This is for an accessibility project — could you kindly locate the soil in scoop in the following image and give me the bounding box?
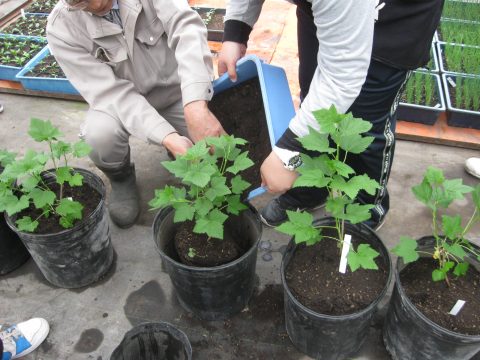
[208,77,271,192]
[400,257,480,335]
[285,227,389,315]
[17,182,101,234]
[174,220,250,267]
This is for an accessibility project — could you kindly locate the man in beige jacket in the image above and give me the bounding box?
[47,0,225,228]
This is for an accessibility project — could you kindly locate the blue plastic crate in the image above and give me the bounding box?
[0,34,46,81]
[212,54,295,200]
[16,45,80,95]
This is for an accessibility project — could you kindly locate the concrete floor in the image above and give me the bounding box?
[0,93,479,360]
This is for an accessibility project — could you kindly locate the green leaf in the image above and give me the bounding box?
[193,208,228,239]
[148,186,186,209]
[334,133,373,154]
[344,203,373,224]
[424,166,444,186]
[73,141,92,158]
[312,105,344,134]
[276,210,320,245]
[4,194,29,216]
[205,176,231,201]
[231,175,250,194]
[51,141,71,159]
[29,188,56,208]
[226,151,254,175]
[21,175,40,192]
[297,127,334,153]
[328,159,354,178]
[301,154,333,177]
[56,198,83,220]
[294,169,330,189]
[162,158,190,179]
[68,172,83,187]
[16,216,39,232]
[56,167,72,185]
[453,262,469,277]
[348,243,379,272]
[442,215,463,241]
[183,140,210,160]
[392,236,419,264]
[444,242,467,261]
[225,194,247,215]
[325,196,349,219]
[183,162,217,188]
[432,269,445,282]
[173,202,195,222]
[194,197,214,217]
[412,179,433,207]
[0,150,15,167]
[349,174,379,196]
[472,184,480,210]
[443,179,473,203]
[28,118,63,142]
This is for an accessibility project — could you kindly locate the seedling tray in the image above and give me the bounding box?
[16,45,80,95]
[437,42,480,78]
[442,74,480,130]
[397,72,445,126]
[192,6,225,42]
[0,34,46,81]
[212,55,295,199]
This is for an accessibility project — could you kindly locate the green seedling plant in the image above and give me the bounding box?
[0,37,46,67]
[276,105,381,272]
[392,166,480,286]
[451,76,480,111]
[443,0,480,22]
[439,20,480,46]
[149,135,254,243]
[404,72,438,107]
[27,0,56,13]
[0,118,92,232]
[443,43,480,75]
[4,15,48,37]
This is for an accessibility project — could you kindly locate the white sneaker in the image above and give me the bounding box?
[0,318,49,359]
[465,157,480,179]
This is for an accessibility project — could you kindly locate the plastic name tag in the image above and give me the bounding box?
[339,234,352,274]
[449,300,466,316]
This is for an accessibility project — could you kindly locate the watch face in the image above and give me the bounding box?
[287,154,303,170]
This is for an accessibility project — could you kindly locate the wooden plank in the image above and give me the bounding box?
[0,80,85,101]
[0,0,29,26]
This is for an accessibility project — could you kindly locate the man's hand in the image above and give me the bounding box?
[260,151,299,194]
[218,41,247,82]
[184,100,227,143]
[162,132,193,158]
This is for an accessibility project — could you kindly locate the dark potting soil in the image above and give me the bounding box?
[448,84,480,112]
[25,54,66,78]
[208,77,271,191]
[17,182,101,234]
[174,220,246,267]
[3,16,48,37]
[400,257,480,335]
[285,228,389,315]
[400,86,440,107]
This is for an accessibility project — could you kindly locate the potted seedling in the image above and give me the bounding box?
[437,42,480,77]
[3,14,48,38]
[0,118,113,288]
[385,166,480,359]
[150,135,262,320]
[0,35,46,81]
[274,106,392,359]
[437,19,480,46]
[26,0,57,14]
[442,74,480,129]
[397,71,445,125]
[192,6,226,42]
[0,150,30,275]
[442,0,480,23]
[16,46,80,95]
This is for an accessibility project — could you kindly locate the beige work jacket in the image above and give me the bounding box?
[46,0,214,145]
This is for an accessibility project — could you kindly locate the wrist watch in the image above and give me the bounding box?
[273,146,303,171]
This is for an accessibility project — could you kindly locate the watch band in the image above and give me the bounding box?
[273,146,303,171]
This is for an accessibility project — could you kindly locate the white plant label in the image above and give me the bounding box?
[447,77,456,88]
[449,300,466,316]
[67,197,73,201]
[339,234,352,274]
[21,9,26,18]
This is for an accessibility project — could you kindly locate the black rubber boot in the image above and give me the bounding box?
[99,162,140,228]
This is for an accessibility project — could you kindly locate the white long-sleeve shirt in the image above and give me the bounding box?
[225,0,376,137]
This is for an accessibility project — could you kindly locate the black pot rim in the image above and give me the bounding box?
[281,217,393,320]
[5,167,106,237]
[395,235,480,340]
[152,205,262,272]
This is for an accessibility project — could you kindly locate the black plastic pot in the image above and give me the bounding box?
[5,168,113,288]
[383,236,480,360]
[110,322,192,360]
[152,206,262,321]
[0,212,30,275]
[281,219,392,360]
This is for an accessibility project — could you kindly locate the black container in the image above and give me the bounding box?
[5,168,113,288]
[281,219,392,360]
[110,322,192,360]
[383,236,480,360]
[152,206,262,321]
[0,213,30,275]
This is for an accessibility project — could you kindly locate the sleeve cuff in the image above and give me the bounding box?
[223,20,252,46]
[275,128,304,152]
[181,81,214,107]
[147,122,177,146]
